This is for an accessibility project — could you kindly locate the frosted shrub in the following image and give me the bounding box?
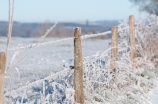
[83,50,150,104]
[82,14,158,103]
[118,14,158,68]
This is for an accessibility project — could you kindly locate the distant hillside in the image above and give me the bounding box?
[0,20,120,39]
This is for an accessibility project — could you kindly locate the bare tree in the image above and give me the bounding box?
[129,0,158,15]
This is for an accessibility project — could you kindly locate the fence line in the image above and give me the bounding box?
[3,15,141,103]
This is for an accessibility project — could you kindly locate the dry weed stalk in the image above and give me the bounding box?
[6,0,14,57]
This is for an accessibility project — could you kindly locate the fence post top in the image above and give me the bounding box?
[112,27,118,31]
[74,27,81,37]
[74,27,81,31]
[129,15,134,18]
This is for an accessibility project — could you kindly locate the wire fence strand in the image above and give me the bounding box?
[8,27,128,53]
[8,31,112,52]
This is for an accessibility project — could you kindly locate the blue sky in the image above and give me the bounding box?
[0,0,147,23]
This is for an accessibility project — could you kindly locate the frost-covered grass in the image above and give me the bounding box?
[2,14,158,104]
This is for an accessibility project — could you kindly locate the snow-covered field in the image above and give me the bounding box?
[0,37,110,90]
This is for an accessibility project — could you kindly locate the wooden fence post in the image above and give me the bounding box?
[74,27,85,104]
[129,15,136,68]
[0,52,6,104]
[110,27,118,69]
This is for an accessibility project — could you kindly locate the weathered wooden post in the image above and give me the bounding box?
[110,27,118,69]
[0,52,6,104]
[74,27,85,104]
[129,15,136,68]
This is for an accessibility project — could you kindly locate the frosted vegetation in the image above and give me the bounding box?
[2,14,158,103]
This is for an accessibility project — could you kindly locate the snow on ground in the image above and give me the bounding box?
[0,37,110,90]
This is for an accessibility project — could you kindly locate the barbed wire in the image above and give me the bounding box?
[8,27,129,52]
[8,31,111,52]
[8,37,74,52]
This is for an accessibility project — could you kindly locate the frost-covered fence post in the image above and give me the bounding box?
[110,27,118,69]
[0,52,6,104]
[129,15,136,68]
[74,27,85,104]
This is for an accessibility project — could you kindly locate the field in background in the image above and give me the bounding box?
[0,21,119,38]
